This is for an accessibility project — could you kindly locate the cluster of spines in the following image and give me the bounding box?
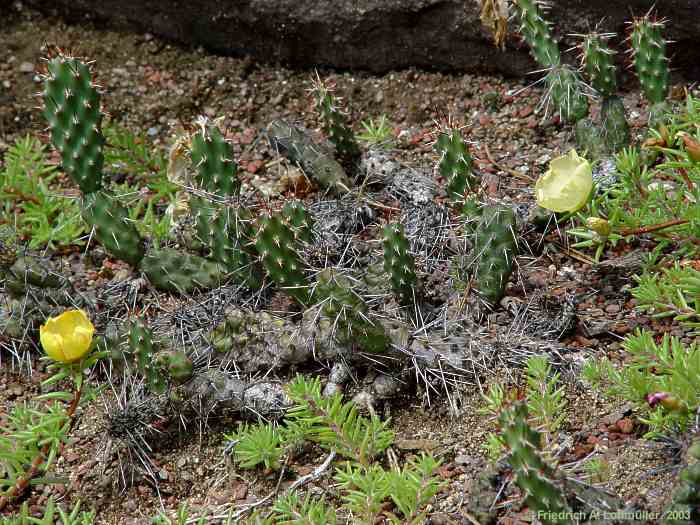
[281,200,314,243]
[499,403,571,523]
[629,14,670,105]
[580,32,618,97]
[471,205,517,307]
[544,65,589,124]
[255,210,309,304]
[312,269,389,353]
[512,0,561,68]
[41,53,105,194]
[311,74,360,167]
[0,224,18,269]
[434,124,477,205]
[382,223,417,304]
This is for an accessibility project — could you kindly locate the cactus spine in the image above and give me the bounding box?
[471,205,517,307]
[382,223,417,303]
[255,211,309,304]
[42,53,105,194]
[544,65,589,124]
[512,0,560,67]
[129,320,167,393]
[190,117,240,196]
[499,403,571,524]
[434,124,477,205]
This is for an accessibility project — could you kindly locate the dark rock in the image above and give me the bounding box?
[26,1,700,80]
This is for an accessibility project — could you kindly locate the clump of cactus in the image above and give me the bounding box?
[629,13,670,124]
[434,123,477,206]
[311,73,360,168]
[312,268,390,353]
[662,441,700,524]
[499,402,571,524]
[255,210,309,304]
[470,205,517,307]
[382,223,417,304]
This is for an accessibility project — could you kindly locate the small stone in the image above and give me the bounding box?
[19,61,34,73]
[519,105,534,118]
[454,454,471,465]
[617,418,634,434]
[605,303,621,314]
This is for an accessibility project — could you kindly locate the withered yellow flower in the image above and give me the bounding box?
[535,149,593,213]
[40,309,95,364]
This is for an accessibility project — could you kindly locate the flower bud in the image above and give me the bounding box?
[586,217,611,237]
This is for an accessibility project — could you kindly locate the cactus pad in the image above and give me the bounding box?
[580,32,618,97]
[630,15,669,105]
[435,125,476,204]
[382,223,417,303]
[312,75,360,167]
[139,248,230,293]
[42,53,105,194]
[513,0,560,67]
[191,118,240,196]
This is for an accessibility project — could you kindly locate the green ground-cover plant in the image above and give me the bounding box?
[356,115,393,148]
[226,376,444,524]
[2,498,95,525]
[582,330,700,437]
[0,136,85,250]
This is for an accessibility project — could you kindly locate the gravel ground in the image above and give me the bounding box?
[0,2,697,524]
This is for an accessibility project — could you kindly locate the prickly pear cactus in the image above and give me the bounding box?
[0,225,18,269]
[435,125,477,204]
[155,350,194,385]
[129,320,167,393]
[580,32,617,97]
[630,15,669,106]
[545,65,589,124]
[255,211,308,304]
[471,205,517,307]
[191,117,240,196]
[312,268,389,353]
[382,223,417,303]
[281,200,314,243]
[499,403,571,524]
[601,96,631,152]
[139,248,230,293]
[311,75,360,167]
[81,191,145,267]
[190,198,261,288]
[512,0,560,67]
[42,51,105,194]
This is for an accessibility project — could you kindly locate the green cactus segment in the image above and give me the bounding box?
[313,78,360,166]
[139,248,230,293]
[190,121,240,196]
[472,206,517,306]
[630,16,669,105]
[581,33,618,97]
[313,269,390,353]
[81,191,145,266]
[0,225,18,268]
[382,223,417,303]
[435,127,476,203]
[513,0,560,67]
[574,118,606,160]
[155,350,194,385]
[190,197,261,288]
[281,200,314,243]
[499,403,570,524]
[42,54,105,194]
[129,320,167,393]
[601,96,631,152]
[255,212,308,304]
[545,65,589,123]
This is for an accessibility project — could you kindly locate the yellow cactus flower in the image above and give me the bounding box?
[586,217,611,237]
[535,149,593,213]
[40,309,95,364]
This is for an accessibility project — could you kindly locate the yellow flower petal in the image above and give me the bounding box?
[40,309,95,364]
[535,149,593,213]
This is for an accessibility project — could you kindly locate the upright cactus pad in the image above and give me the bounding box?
[281,200,314,243]
[545,65,589,123]
[601,96,631,152]
[129,320,167,393]
[512,0,560,67]
[255,211,308,304]
[630,15,669,105]
[42,53,105,194]
[499,403,570,524]
[311,75,360,167]
[191,118,240,196]
[434,125,477,204]
[139,248,230,293]
[190,198,261,288]
[580,32,618,97]
[82,191,145,266]
[312,269,389,353]
[155,350,194,385]
[471,205,517,307]
[382,223,417,303]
